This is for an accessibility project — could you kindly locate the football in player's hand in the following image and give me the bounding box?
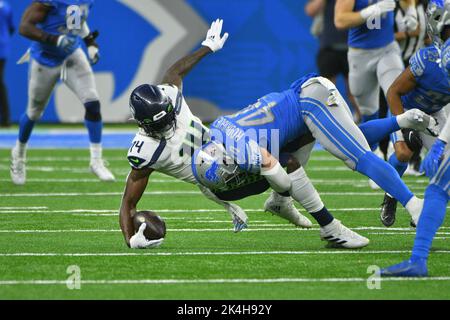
[133,211,166,240]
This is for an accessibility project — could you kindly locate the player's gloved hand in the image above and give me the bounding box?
[226,203,248,232]
[403,6,419,32]
[420,139,446,177]
[129,223,164,249]
[360,0,396,20]
[201,19,229,52]
[56,34,78,53]
[84,30,100,65]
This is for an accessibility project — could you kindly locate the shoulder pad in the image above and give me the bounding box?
[127,134,167,170]
[409,49,427,78]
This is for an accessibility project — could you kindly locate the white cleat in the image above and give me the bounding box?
[397,108,439,136]
[405,196,424,227]
[320,219,370,249]
[264,193,313,228]
[10,148,26,185]
[90,158,116,182]
[226,203,248,232]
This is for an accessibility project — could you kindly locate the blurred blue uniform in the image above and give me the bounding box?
[348,0,394,49]
[30,0,93,67]
[0,0,14,59]
[402,46,450,113]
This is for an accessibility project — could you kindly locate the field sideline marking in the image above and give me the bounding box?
[1,250,450,257]
[0,191,402,197]
[1,277,450,286]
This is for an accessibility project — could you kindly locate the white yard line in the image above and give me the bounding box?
[1,276,450,286]
[1,250,450,257]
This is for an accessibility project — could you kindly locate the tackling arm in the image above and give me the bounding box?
[119,167,153,247]
[387,67,417,116]
[19,2,57,44]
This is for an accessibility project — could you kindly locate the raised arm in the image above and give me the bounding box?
[386,67,417,116]
[162,19,229,90]
[335,0,396,30]
[119,167,153,247]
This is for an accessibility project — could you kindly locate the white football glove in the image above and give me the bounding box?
[403,6,419,32]
[129,223,164,249]
[201,19,229,52]
[87,45,100,65]
[360,0,396,20]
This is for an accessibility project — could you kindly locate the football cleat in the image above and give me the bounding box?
[227,203,248,232]
[380,194,397,227]
[396,108,439,136]
[264,193,313,228]
[320,219,370,249]
[90,158,116,182]
[380,258,428,277]
[10,148,26,185]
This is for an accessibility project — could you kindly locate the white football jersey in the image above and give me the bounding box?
[127,84,208,184]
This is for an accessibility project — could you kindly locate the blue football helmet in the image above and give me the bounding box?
[129,84,176,139]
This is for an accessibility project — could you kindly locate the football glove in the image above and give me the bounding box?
[84,30,100,65]
[129,223,164,249]
[403,6,419,32]
[402,129,423,153]
[201,19,229,52]
[420,139,446,177]
[56,35,78,53]
[360,0,396,20]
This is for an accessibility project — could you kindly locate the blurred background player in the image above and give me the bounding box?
[379,1,450,227]
[380,38,450,277]
[10,0,114,185]
[0,0,14,127]
[305,0,361,122]
[335,0,418,188]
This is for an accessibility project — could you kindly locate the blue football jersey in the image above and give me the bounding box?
[348,0,394,49]
[30,0,93,67]
[401,46,450,114]
[211,76,314,156]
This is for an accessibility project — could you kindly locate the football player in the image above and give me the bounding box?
[380,38,450,277]
[379,2,450,227]
[10,0,115,185]
[195,71,439,248]
[335,0,417,188]
[120,20,315,249]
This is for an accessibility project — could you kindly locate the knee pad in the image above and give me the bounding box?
[84,101,102,122]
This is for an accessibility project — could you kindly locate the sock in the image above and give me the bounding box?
[360,111,380,150]
[288,167,324,213]
[359,116,400,149]
[388,153,408,177]
[310,207,334,227]
[356,152,413,206]
[84,101,103,144]
[14,140,27,158]
[18,114,35,144]
[90,143,102,160]
[411,185,448,261]
[85,119,102,144]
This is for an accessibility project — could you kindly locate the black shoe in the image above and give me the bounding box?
[380,194,397,227]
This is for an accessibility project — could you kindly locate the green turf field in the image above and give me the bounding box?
[0,148,449,300]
